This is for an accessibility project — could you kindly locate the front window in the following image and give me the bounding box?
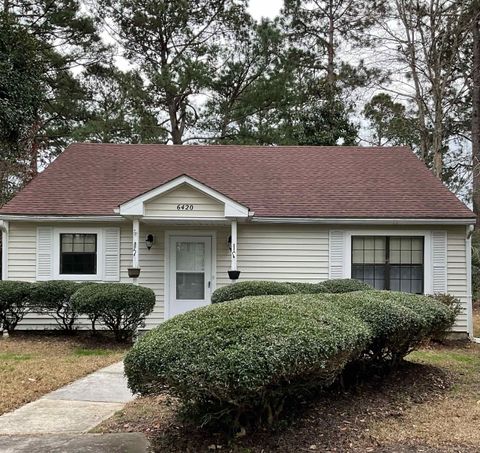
[351,236,424,294]
[60,233,97,275]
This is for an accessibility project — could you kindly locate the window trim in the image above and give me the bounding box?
[344,230,433,295]
[52,227,104,281]
[351,235,425,293]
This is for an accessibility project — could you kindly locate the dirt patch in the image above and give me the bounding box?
[0,332,127,415]
[96,341,480,452]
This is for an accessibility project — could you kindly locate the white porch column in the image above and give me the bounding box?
[230,219,237,271]
[132,218,140,284]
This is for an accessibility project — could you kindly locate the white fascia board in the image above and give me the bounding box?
[0,215,124,223]
[119,175,249,218]
[251,217,476,225]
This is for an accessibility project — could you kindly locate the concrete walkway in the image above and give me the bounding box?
[0,362,134,435]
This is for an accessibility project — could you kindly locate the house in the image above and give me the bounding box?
[0,144,475,337]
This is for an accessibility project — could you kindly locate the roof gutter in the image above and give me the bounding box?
[250,217,477,226]
[0,215,124,223]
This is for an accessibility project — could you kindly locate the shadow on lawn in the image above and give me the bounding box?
[101,347,467,453]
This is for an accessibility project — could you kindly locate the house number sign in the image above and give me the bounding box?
[177,204,194,211]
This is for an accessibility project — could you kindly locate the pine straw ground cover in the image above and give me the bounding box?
[96,341,480,452]
[0,333,127,415]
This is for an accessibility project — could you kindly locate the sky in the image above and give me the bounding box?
[248,0,283,20]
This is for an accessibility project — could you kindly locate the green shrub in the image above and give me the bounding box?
[211,279,371,304]
[0,281,33,332]
[285,282,325,294]
[71,283,156,341]
[211,280,297,304]
[321,291,455,364]
[31,281,95,332]
[125,295,371,430]
[393,291,456,341]
[431,293,463,320]
[317,278,373,293]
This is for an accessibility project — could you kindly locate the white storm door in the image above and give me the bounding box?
[169,236,212,317]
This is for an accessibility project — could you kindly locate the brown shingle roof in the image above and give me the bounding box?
[0,143,474,220]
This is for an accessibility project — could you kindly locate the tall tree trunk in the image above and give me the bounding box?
[327,1,335,88]
[472,7,480,224]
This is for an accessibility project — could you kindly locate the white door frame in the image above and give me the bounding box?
[164,230,216,319]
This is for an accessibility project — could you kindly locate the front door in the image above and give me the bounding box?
[168,236,212,317]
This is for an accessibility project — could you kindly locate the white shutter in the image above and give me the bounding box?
[329,230,346,279]
[36,227,53,280]
[103,227,120,281]
[432,231,447,294]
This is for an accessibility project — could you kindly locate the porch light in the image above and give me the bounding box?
[145,234,154,250]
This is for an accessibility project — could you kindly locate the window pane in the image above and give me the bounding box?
[176,272,204,300]
[364,249,375,264]
[176,242,205,271]
[401,250,411,263]
[364,265,374,279]
[352,250,364,264]
[390,265,400,279]
[411,280,422,294]
[412,250,423,264]
[60,233,97,275]
[412,238,423,251]
[411,266,423,280]
[352,265,363,280]
[364,238,375,250]
[374,249,384,263]
[390,250,401,264]
[390,238,401,251]
[61,253,96,274]
[353,238,364,250]
[390,279,400,291]
[401,280,411,292]
[351,237,386,290]
[401,266,411,279]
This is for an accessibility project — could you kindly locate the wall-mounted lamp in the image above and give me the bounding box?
[145,234,154,250]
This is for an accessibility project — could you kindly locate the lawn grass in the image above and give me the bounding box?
[96,341,480,452]
[0,333,127,415]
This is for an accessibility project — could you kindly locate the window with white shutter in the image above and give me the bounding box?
[103,227,120,281]
[431,231,447,294]
[36,226,54,280]
[329,230,346,279]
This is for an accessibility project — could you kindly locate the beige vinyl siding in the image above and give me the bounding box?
[5,221,471,334]
[446,227,468,332]
[120,224,165,329]
[144,184,224,218]
[235,224,329,282]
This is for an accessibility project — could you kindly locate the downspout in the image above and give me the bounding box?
[466,225,474,340]
[0,220,8,281]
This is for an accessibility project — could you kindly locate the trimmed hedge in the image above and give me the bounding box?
[317,278,373,294]
[125,290,456,431]
[0,281,33,332]
[71,283,156,341]
[31,280,95,332]
[211,280,297,304]
[211,278,372,304]
[125,295,371,429]
[321,291,455,364]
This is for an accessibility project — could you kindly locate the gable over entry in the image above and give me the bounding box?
[118,174,249,286]
[118,175,250,221]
